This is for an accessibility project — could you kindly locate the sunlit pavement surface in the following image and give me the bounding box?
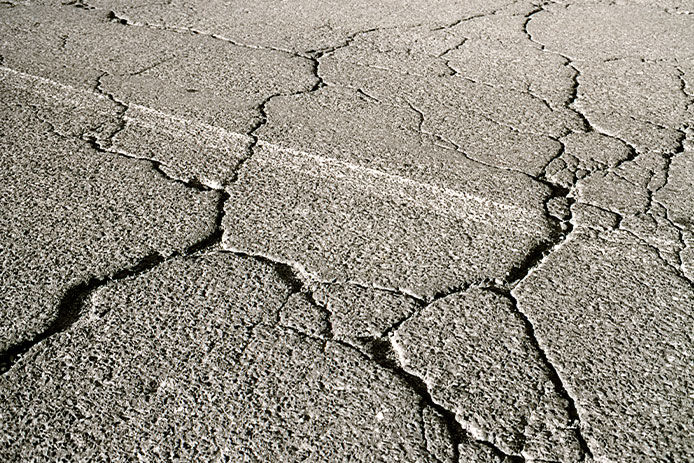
[1,1,692,461]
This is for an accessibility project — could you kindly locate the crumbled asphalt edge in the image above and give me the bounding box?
[234,258,519,463]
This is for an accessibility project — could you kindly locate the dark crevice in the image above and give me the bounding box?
[366,300,426,343]
[0,253,164,374]
[222,251,307,295]
[366,338,524,463]
[268,261,305,295]
[305,52,328,93]
[279,313,523,463]
[0,128,229,376]
[94,71,127,117]
[303,27,382,57]
[230,92,278,183]
[505,202,572,287]
[186,191,229,254]
[81,134,224,192]
[228,53,322,182]
[106,10,128,24]
[0,202,227,376]
[214,256,521,461]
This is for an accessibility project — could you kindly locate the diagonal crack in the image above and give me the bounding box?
[491,287,594,461]
[0,254,160,374]
[0,182,226,374]
[0,105,229,375]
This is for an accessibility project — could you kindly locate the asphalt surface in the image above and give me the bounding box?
[0,1,692,462]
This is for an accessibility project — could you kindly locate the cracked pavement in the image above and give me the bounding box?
[0,0,692,461]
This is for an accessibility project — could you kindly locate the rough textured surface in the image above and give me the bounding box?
[0,253,448,462]
[1,0,693,461]
[391,289,582,461]
[514,231,694,462]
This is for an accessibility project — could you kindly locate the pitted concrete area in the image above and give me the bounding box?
[1,1,692,462]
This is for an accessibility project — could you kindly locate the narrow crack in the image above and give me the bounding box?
[6,4,688,461]
[490,287,593,461]
[224,250,340,345]
[303,26,395,57]
[463,14,601,448]
[105,11,307,60]
[1,88,230,375]
[404,99,550,181]
[229,96,272,184]
[280,317,524,462]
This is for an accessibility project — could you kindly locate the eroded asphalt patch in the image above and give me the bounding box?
[0,1,692,461]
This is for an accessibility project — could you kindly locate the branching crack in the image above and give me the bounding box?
[371,337,525,463]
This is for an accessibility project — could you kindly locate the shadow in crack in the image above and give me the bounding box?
[0,253,165,375]
[365,337,524,463]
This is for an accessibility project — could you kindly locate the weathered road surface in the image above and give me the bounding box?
[1,1,692,462]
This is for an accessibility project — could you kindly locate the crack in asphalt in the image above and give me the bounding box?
[214,252,529,462]
[3,2,692,460]
[0,179,227,375]
[105,11,306,60]
[1,51,584,458]
[228,245,602,462]
[0,254,163,374]
[493,288,592,461]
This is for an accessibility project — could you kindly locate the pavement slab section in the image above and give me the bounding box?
[312,283,419,342]
[222,138,555,300]
[0,76,219,365]
[0,2,316,133]
[526,0,694,274]
[0,252,462,462]
[653,136,694,279]
[513,230,694,462]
